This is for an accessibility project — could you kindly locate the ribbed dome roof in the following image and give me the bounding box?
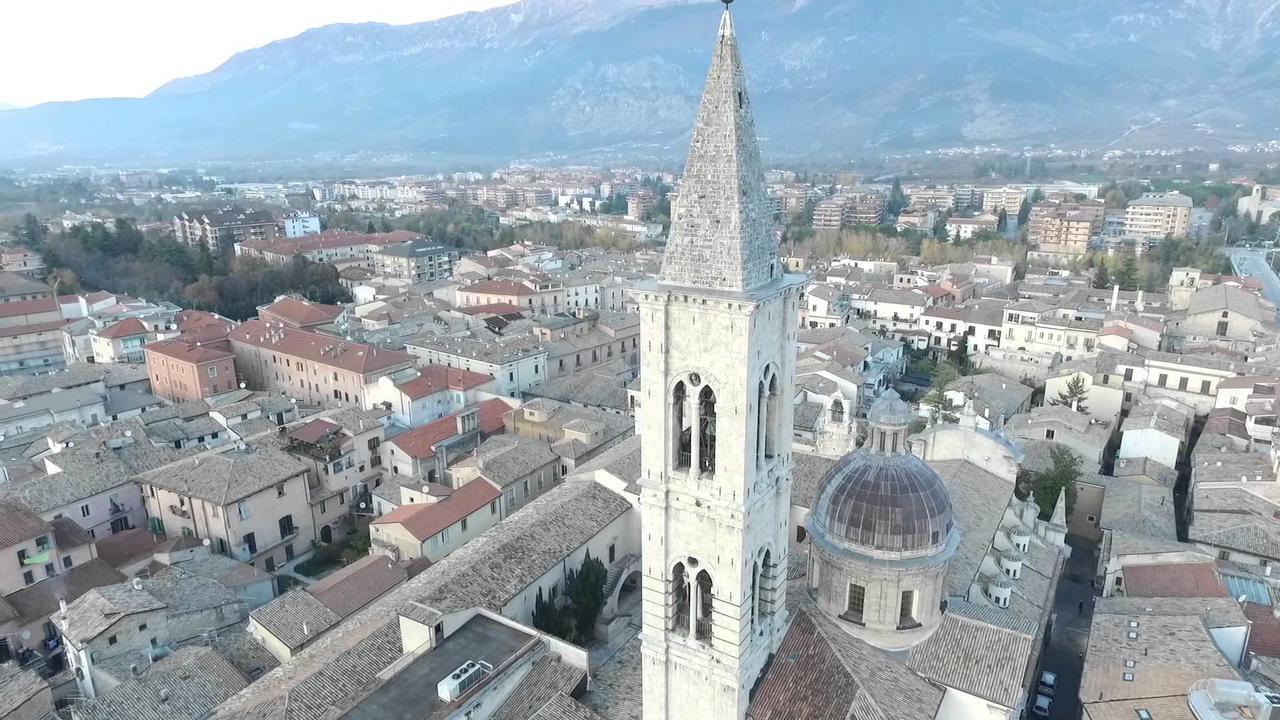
[810,448,954,556]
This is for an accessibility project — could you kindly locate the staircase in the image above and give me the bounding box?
[602,554,639,599]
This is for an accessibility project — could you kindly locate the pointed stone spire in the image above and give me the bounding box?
[658,7,778,294]
[1050,487,1067,526]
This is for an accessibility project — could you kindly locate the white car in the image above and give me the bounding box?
[1031,694,1052,718]
[1038,670,1057,697]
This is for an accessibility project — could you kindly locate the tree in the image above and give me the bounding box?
[565,551,607,641]
[46,268,81,295]
[922,361,960,425]
[996,209,1008,232]
[1114,254,1139,291]
[1092,262,1110,290]
[1023,446,1080,521]
[1016,199,1032,228]
[365,220,377,233]
[532,588,575,640]
[1049,375,1089,413]
[19,213,45,246]
[380,217,393,233]
[888,178,908,215]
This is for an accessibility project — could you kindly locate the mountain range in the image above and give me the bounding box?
[3,0,1280,167]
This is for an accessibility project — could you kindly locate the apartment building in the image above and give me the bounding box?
[405,333,547,397]
[626,190,657,220]
[944,214,999,241]
[229,319,417,408]
[364,365,498,427]
[0,272,52,303]
[173,208,277,250]
[448,435,560,516]
[811,191,887,229]
[1027,201,1105,256]
[369,239,458,283]
[281,211,321,238]
[145,338,237,402]
[369,478,502,562]
[1123,192,1192,241]
[457,279,564,316]
[503,398,635,473]
[1164,285,1277,354]
[536,310,640,380]
[904,185,955,209]
[87,317,150,364]
[234,229,422,267]
[1000,300,1102,361]
[258,296,344,330]
[281,407,389,545]
[979,186,1026,215]
[140,443,315,574]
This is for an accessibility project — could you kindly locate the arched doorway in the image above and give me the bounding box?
[320,525,333,544]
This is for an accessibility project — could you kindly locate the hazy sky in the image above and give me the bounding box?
[0,0,518,108]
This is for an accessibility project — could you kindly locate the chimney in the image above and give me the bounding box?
[1110,284,1119,312]
[59,598,68,615]
[132,577,144,591]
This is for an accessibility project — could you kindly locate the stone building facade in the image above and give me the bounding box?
[637,10,804,719]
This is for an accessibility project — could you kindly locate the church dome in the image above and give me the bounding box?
[808,389,954,557]
[811,448,954,555]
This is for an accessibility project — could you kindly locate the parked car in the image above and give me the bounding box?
[1038,670,1057,697]
[1031,694,1052,718]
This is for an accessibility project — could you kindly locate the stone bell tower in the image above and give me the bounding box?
[636,5,805,719]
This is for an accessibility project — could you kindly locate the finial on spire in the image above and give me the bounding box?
[721,0,733,6]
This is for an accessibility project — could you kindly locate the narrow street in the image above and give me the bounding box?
[1045,536,1099,720]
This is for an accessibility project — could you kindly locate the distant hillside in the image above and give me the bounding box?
[2,0,1280,165]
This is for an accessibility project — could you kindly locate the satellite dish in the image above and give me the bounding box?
[239,383,246,389]
[359,502,367,509]
[20,630,29,640]
[202,538,211,547]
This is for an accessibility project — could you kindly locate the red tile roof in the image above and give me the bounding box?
[389,398,511,460]
[145,338,235,364]
[259,297,344,328]
[239,229,421,256]
[1243,603,1280,659]
[288,419,341,444]
[396,366,493,399]
[1122,562,1227,598]
[0,297,59,319]
[94,317,149,339]
[372,478,501,542]
[230,319,414,375]
[464,280,536,297]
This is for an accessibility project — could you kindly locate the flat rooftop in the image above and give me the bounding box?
[340,613,537,720]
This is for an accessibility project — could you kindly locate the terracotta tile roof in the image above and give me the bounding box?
[230,319,414,375]
[395,366,492,399]
[288,419,341,445]
[389,398,510,460]
[464,280,535,296]
[1244,603,1280,659]
[259,297,344,328]
[308,555,410,618]
[1122,562,1227,598]
[372,479,501,542]
[94,317,149,339]
[145,338,234,364]
[0,297,58,319]
[239,229,420,256]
